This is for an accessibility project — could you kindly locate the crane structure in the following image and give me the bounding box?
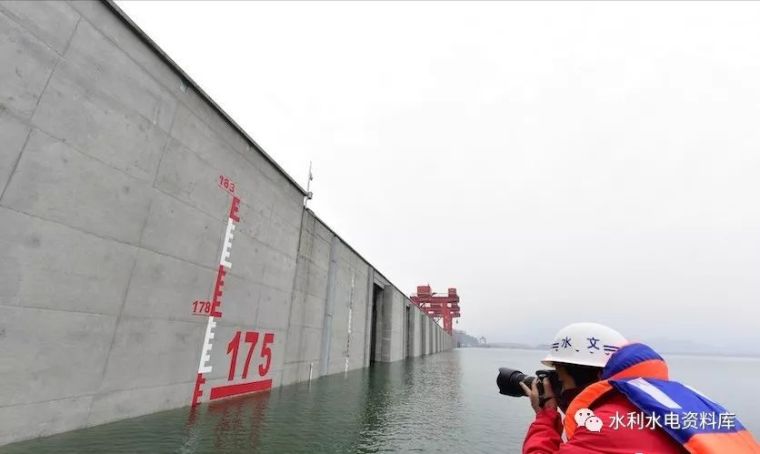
[410,285,461,335]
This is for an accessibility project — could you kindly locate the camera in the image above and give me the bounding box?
[496,367,562,397]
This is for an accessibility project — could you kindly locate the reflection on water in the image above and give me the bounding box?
[0,352,475,454]
[2,349,758,453]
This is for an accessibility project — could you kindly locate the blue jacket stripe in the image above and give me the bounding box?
[602,343,663,380]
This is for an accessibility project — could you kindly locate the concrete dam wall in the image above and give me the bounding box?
[0,0,453,446]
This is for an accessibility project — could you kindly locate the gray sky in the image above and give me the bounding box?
[117,1,760,354]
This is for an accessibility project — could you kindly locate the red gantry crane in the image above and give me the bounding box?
[410,285,461,335]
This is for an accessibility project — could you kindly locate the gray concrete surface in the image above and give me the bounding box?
[0,0,454,446]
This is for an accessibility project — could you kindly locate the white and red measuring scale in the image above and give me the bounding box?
[191,176,275,406]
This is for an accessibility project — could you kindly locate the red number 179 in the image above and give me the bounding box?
[226,331,274,381]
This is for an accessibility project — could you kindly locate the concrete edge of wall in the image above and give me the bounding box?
[0,0,454,446]
[99,1,435,321]
[101,0,307,197]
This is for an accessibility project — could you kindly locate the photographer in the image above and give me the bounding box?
[515,323,760,453]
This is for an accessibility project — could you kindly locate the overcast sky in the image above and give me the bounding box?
[117,1,760,354]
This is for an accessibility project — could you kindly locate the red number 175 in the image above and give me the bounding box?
[226,331,274,381]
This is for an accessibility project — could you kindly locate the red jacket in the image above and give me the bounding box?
[523,390,686,454]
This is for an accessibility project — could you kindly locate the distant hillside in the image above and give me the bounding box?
[475,338,760,358]
[453,330,481,347]
[487,342,549,351]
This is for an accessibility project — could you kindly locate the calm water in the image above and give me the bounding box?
[2,348,759,453]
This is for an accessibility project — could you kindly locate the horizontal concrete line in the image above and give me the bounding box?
[168,128,270,186]
[48,137,302,262]
[43,31,178,138]
[233,229,299,262]
[0,392,95,410]
[0,380,199,410]
[0,303,117,319]
[29,78,291,222]
[158,134,302,226]
[0,202,223,271]
[61,10,180,131]
[287,325,327,332]
[48,309,293,330]
[294,290,331,300]
[0,104,34,126]
[224,271,298,295]
[15,130,203,237]
[146,190,301,263]
[56,6,420,319]
[2,207,300,297]
[149,181,226,223]
[0,4,75,57]
[27,124,165,186]
[69,8,290,193]
[55,61,176,138]
[107,312,287,330]
[229,147,283,189]
[67,4,178,94]
[0,205,216,272]
[104,4,303,195]
[40,151,281,261]
[0,303,252,328]
[156,193,297,259]
[210,320,288,331]
[295,261,330,273]
[176,126,292,204]
[114,313,207,327]
[93,379,198,398]
[282,358,319,364]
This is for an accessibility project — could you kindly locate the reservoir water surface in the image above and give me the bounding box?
[2,348,758,453]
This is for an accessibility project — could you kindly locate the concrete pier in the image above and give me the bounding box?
[0,0,453,446]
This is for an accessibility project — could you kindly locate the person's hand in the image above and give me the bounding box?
[520,378,558,414]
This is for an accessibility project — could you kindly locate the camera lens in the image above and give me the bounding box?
[496,367,535,397]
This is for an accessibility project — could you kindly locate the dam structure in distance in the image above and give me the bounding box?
[0,0,453,446]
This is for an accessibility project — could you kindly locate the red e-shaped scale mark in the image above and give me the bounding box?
[191,181,241,407]
[191,179,274,407]
[208,196,240,318]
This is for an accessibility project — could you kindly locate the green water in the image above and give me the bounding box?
[2,349,759,453]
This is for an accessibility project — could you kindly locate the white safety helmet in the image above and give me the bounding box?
[542,322,627,368]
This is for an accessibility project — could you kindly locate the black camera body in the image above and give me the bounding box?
[496,367,562,398]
